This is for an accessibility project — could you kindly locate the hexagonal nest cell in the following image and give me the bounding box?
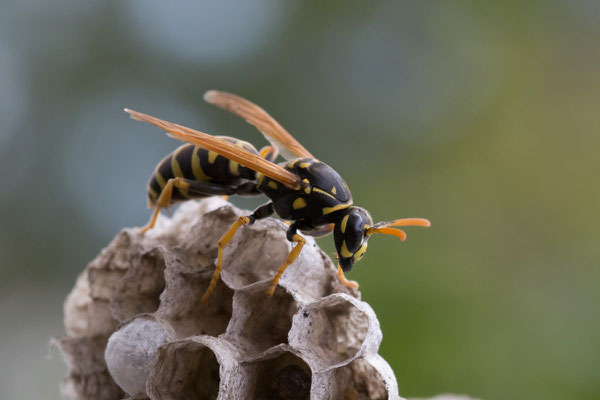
[55,197,402,399]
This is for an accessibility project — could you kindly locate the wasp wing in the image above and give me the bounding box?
[203,90,314,160]
[125,109,303,190]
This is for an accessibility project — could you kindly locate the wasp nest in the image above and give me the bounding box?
[56,197,402,399]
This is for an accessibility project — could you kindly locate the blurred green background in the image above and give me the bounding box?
[1,1,599,399]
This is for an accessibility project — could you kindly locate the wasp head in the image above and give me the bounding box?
[333,207,373,272]
[334,207,431,272]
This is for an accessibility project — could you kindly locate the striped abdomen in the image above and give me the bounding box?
[147,137,259,206]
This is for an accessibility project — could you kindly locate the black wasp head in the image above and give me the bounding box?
[334,207,373,272]
[334,208,432,272]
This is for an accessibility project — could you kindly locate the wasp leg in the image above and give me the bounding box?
[234,181,261,196]
[202,202,275,303]
[259,145,278,162]
[222,180,261,200]
[141,178,237,233]
[266,224,306,296]
[337,264,359,289]
[301,223,334,237]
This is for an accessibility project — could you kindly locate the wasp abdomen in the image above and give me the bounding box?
[147,138,259,206]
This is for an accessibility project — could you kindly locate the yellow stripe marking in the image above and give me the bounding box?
[192,146,210,181]
[340,214,349,233]
[257,172,265,185]
[303,179,311,194]
[229,160,239,175]
[340,241,353,258]
[208,151,218,164]
[331,186,337,195]
[313,187,337,200]
[171,146,185,177]
[353,243,368,262]
[268,181,278,190]
[299,162,311,168]
[148,187,159,205]
[155,170,166,189]
[293,197,307,210]
[323,202,353,215]
[288,160,298,168]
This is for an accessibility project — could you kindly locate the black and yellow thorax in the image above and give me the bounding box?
[257,158,353,223]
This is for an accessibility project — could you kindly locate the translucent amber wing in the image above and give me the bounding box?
[204,90,314,160]
[125,109,303,190]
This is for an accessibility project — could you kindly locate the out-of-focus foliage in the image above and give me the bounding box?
[0,1,598,399]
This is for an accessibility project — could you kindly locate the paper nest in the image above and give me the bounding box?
[56,197,403,400]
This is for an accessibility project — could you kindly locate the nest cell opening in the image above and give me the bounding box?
[110,248,167,322]
[292,297,370,370]
[226,285,298,356]
[330,358,388,400]
[250,352,312,400]
[148,341,220,400]
[157,266,234,338]
[220,224,290,290]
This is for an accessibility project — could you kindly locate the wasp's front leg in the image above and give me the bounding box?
[266,223,306,296]
[201,202,275,303]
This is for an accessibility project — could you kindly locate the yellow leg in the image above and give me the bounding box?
[141,178,190,233]
[201,216,250,303]
[337,264,359,289]
[266,234,305,296]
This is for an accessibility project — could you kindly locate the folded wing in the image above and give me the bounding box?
[125,108,303,190]
[204,90,314,160]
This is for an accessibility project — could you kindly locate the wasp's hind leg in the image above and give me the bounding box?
[201,202,275,303]
[266,223,306,296]
[141,178,237,233]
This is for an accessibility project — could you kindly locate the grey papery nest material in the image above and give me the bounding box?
[56,197,402,399]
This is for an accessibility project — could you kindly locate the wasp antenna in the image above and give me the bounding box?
[385,218,431,228]
[366,227,407,241]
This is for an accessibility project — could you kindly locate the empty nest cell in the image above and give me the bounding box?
[289,294,377,372]
[223,282,299,357]
[109,247,167,322]
[156,252,233,338]
[219,219,291,290]
[146,338,221,400]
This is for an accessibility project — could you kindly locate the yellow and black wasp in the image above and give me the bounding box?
[126,91,430,303]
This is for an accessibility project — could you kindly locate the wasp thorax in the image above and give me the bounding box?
[334,207,373,272]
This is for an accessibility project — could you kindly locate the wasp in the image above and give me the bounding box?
[125,91,430,303]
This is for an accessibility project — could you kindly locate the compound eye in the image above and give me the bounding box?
[345,214,365,251]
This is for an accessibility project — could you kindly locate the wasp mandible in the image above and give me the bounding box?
[126,91,430,303]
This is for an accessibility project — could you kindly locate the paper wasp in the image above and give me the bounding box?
[126,91,430,302]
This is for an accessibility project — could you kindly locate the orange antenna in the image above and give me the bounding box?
[366,218,430,240]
